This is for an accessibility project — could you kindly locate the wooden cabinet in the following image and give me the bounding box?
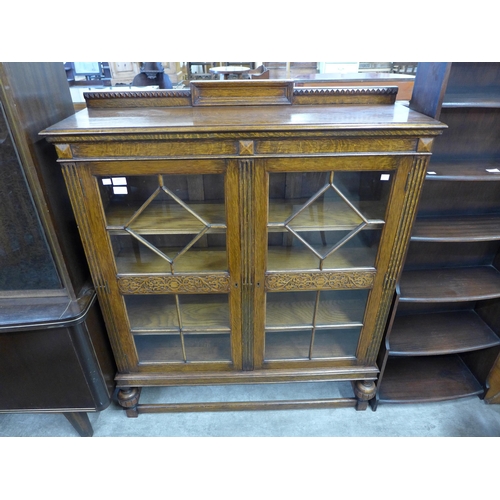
[374,63,500,408]
[0,63,116,436]
[41,80,445,416]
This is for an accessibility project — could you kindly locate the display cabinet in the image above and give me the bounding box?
[374,63,500,408]
[41,80,445,416]
[0,62,116,436]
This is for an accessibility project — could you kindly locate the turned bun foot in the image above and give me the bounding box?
[117,387,141,418]
[353,380,376,411]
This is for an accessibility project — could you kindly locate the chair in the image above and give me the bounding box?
[391,62,418,74]
[248,65,270,79]
[187,62,217,80]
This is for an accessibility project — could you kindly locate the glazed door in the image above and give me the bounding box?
[75,159,242,373]
[253,156,414,370]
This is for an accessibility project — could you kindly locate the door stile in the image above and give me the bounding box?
[253,160,269,369]
[237,158,256,370]
[357,155,430,363]
[61,162,139,372]
[225,160,243,370]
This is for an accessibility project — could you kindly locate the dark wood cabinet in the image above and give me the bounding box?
[0,63,116,436]
[374,62,500,408]
[41,80,445,416]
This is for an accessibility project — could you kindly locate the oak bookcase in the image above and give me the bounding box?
[374,63,500,408]
[41,80,445,415]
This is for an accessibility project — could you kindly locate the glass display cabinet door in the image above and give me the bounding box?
[257,163,397,369]
[93,165,241,371]
[0,101,61,293]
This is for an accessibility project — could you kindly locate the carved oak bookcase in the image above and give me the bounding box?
[41,81,445,416]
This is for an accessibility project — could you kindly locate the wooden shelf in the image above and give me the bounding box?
[135,333,232,363]
[375,64,500,408]
[425,159,500,181]
[265,329,359,360]
[106,198,385,234]
[126,295,230,333]
[411,214,500,242]
[268,199,385,231]
[267,245,378,271]
[443,92,500,108]
[106,201,227,234]
[399,266,500,302]
[265,291,367,330]
[377,355,484,403]
[389,310,500,356]
[115,246,228,274]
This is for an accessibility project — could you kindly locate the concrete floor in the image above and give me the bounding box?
[3,382,499,500]
[1,382,500,437]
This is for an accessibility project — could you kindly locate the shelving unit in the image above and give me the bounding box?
[374,63,500,408]
[41,80,445,415]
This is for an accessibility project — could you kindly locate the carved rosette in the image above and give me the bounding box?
[265,271,375,291]
[118,275,230,294]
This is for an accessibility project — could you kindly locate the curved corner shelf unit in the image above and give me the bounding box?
[374,63,500,409]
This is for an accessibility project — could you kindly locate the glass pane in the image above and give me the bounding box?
[264,290,368,361]
[268,230,381,271]
[266,290,368,330]
[111,233,227,273]
[98,173,226,274]
[135,333,231,363]
[0,102,61,291]
[265,328,360,360]
[125,294,231,363]
[267,170,393,272]
[125,294,230,333]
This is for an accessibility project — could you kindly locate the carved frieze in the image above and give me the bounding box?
[265,271,375,291]
[117,274,230,294]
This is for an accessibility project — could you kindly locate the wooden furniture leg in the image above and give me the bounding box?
[117,387,142,417]
[353,380,377,410]
[63,412,93,437]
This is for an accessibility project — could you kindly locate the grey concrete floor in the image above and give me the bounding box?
[1,382,500,437]
[3,382,499,500]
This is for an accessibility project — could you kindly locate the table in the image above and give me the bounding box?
[209,65,250,80]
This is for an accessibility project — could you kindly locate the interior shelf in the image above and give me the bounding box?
[411,214,500,242]
[106,198,386,234]
[105,201,227,234]
[265,329,359,360]
[267,245,377,271]
[399,266,500,302]
[115,246,228,274]
[126,294,230,333]
[265,291,367,330]
[389,310,500,356]
[377,355,484,403]
[268,199,385,231]
[425,159,500,181]
[134,333,232,363]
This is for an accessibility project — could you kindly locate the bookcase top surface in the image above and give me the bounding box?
[40,81,445,138]
[41,102,444,136]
